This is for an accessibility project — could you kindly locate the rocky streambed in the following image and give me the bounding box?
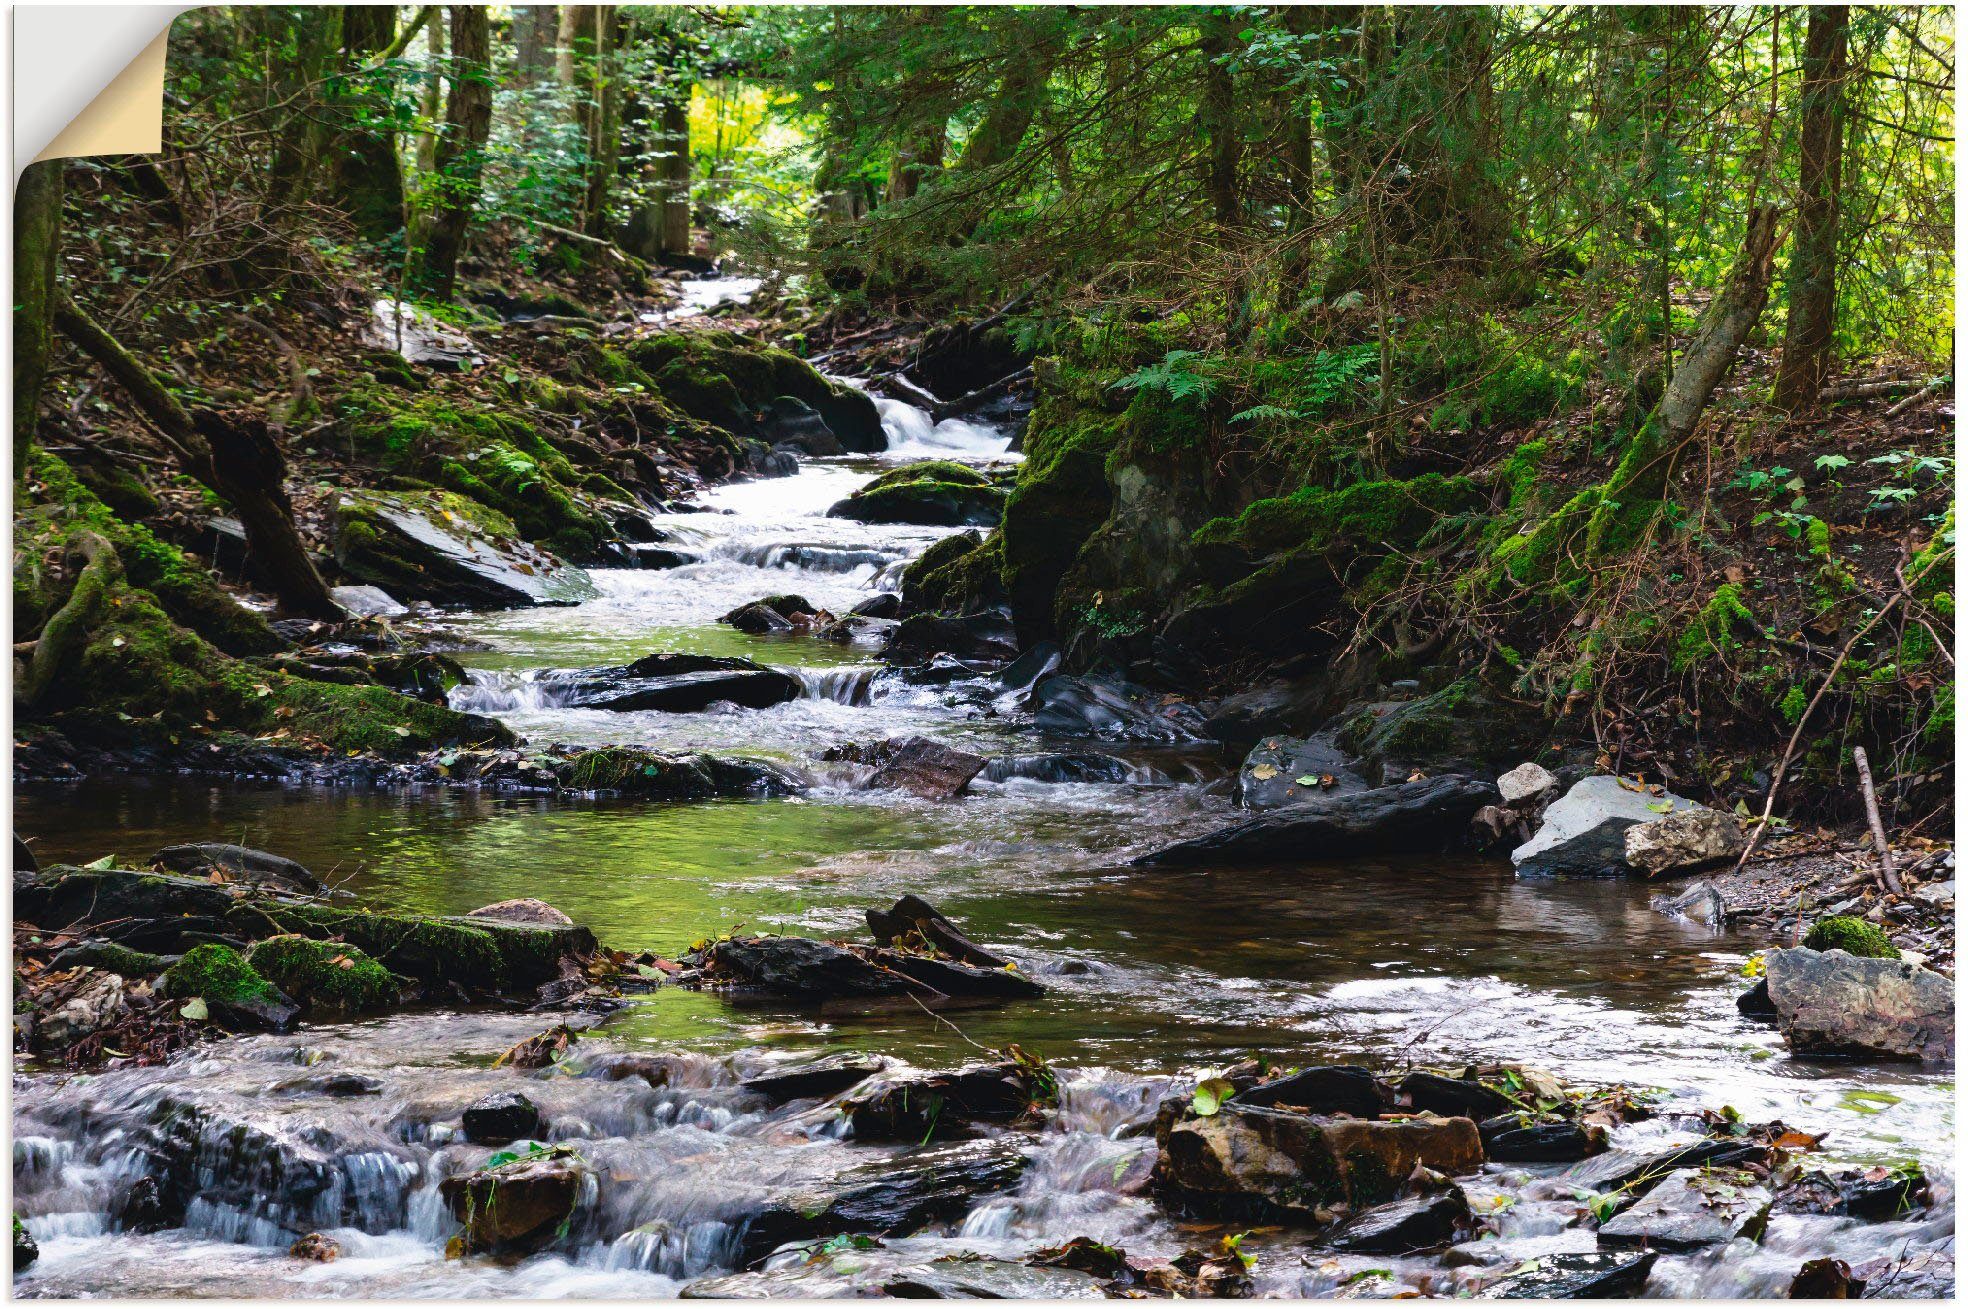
[13,395,1956,1298]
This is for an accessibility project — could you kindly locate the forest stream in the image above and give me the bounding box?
[11,295,1954,1297]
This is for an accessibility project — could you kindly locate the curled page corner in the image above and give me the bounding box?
[15,6,189,174]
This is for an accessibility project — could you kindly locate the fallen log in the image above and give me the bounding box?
[931,366,1034,423]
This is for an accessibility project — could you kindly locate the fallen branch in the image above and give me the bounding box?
[1818,376,1917,401]
[1883,376,1950,419]
[931,365,1034,423]
[1851,747,1904,895]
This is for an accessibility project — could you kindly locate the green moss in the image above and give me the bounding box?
[1192,473,1478,560]
[1672,583,1760,673]
[59,940,174,977]
[999,383,1125,627]
[831,471,1006,527]
[862,460,992,492]
[1803,916,1897,959]
[238,903,506,989]
[161,943,281,1006]
[18,452,280,656]
[246,935,398,1013]
[622,329,878,445]
[1779,684,1809,723]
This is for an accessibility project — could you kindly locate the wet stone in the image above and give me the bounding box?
[1325,1187,1471,1254]
[740,1053,887,1105]
[1596,1166,1772,1250]
[440,1145,592,1252]
[1234,1065,1391,1118]
[462,1090,544,1145]
[1474,1250,1657,1298]
[1134,776,1498,866]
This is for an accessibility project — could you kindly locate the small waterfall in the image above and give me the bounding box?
[448,669,573,714]
[833,377,1019,460]
[796,666,877,706]
[725,542,900,574]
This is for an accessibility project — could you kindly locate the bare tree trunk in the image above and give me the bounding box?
[1772,5,1851,413]
[659,95,693,254]
[338,4,407,240]
[410,5,493,299]
[14,160,62,480]
[413,9,446,184]
[582,7,626,237]
[553,4,591,86]
[512,5,552,89]
[52,298,343,619]
[1201,15,1241,230]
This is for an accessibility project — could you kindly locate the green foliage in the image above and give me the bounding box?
[1671,584,1760,673]
[1114,350,1216,403]
[246,935,399,1013]
[162,943,282,1008]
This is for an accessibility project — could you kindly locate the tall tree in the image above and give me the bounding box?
[1772,5,1852,412]
[13,161,63,479]
[337,4,408,240]
[582,7,627,235]
[409,5,492,298]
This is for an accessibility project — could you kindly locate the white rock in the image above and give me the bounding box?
[1511,775,1705,876]
[330,584,408,619]
[1497,762,1560,806]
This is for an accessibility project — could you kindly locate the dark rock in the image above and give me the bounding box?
[1203,678,1335,749]
[1134,776,1499,867]
[844,1062,1036,1141]
[1234,1065,1391,1118]
[721,594,825,634]
[15,867,236,943]
[1325,1187,1471,1253]
[1511,776,1710,877]
[49,940,178,975]
[1399,1071,1519,1119]
[1762,946,1953,1063]
[289,1232,343,1262]
[543,652,802,713]
[851,592,902,619]
[14,1216,37,1271]
[885,608,1020,664]
[1737,978,1778,1018]
[1032,674,1206,744]
[829,462,1006,527]
[292,1072,387,1097]
[227,900,595,995]
[333,490,595,609]
[876,952,1045,1000]
[895,653,1005,684]
[1479,1117,1603,1162]
[738,1136,1031,1263]
[867,894,1008,967]
[757,396,844,457]
[14,834,36,874]
[153,843,321,894]
[1476,1250,1657,1298]
[703,936,924,1000]
[462,1091,544,1145]
[1337,681,1548,776]
[1597,1166,1772,1249]
[865,737,987,800]
[813,614,895,645]
[741,1053,886,1105]
[996,641,1063,696]
[1238,734,1369,809]
[115,1175,175,1233]
[440,1146,590,1252]
[623,545,701,570]
[1841,1166,1927,1219]
[981,752,1133,785]
[1788,1258,1863,1298]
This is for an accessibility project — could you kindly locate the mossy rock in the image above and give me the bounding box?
[828,462,1007,527]
[333,489,597,609]
[623,330,884,452]
[1336,678,1548,772]
[160,943,297,1029]
[231,902,593,994]
[900,530,1008,614]
[1802,916,1898,959]
[17,451,281,656]
[246,935,399,1013]
[51,939,177,977]
[998,383,1123,632]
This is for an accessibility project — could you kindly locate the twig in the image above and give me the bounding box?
[1883,376,1950,419]
[1851,747,1904,895]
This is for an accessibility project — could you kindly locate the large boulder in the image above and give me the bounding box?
[1762,947,1953,1064]
[1336,680,1548,776]
[1133,775,1498,867]
[1238,734,1369,809]
[829,461,1007,527]
[1511,776,1709,877]
[1032,674,1206,744]
[333,490,596,609]
[538,652,802,712]
[623,330,885,453]
[1622,809,1747,877]
[1598,1167,1772,1250]
[1153,1102,1483,1219]
[884,607,1020,664]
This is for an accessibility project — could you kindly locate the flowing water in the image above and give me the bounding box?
[12,370,1955,1298]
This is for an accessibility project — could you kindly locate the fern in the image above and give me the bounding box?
[1229,403,1294,425]
[1114,349,1216,402]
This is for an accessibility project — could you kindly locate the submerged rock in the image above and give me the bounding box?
[738,1136,1031,1263]
[1555,1139,1768,1196]
[1511,776,1709,877]
[1762,946,1953,1064]
[1597,1166,1772,1249]
[334,490,596,609]
[1133,775,1497,866]
[683,1251,1105,1300]
[980,752,1134,785]
[1032,674,1206,744]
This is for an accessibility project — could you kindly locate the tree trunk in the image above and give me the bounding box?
[413,9,446,184]
[954,31,1063,175]
[410,5,493,299]
[1201,16,1241,230]
[1772,5,1851,413]
[659,94,692,254]
[886,118,946,204]
[14,160,63,480]
[512,5,552,89]
[1585,206,1781,555]
[553,4,592,86]
[582,7,626,237]
[267,7,346,209]
[52,297,344,619]
[338,4,408,240]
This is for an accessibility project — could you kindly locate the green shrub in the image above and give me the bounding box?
[1802,916,1897,959]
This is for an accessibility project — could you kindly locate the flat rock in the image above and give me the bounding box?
[466,898,575,926]
[1763,946,1954,1064]
[1399,1070,1518,1119]
[334,491,595,609]
[462,1091,543,1145]
[704,936,919,1000]
[329,584,408,619]
[362,298,482,368]
[740,1053,887,1104]
[1133,775,1498,867]
[1475,1250,1657,1298]
[981,752,1133,784]
[1623,809,1746,877]
[543,652,802,712]
[1239,734,1369,809]
[1555,1139,1767,1197]
[1598,1166,1772,1249]
[683,1253,1105,1300]
[1511,776,1707,876]
[1233,1065,1391,1118]
[152,843,320,894]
